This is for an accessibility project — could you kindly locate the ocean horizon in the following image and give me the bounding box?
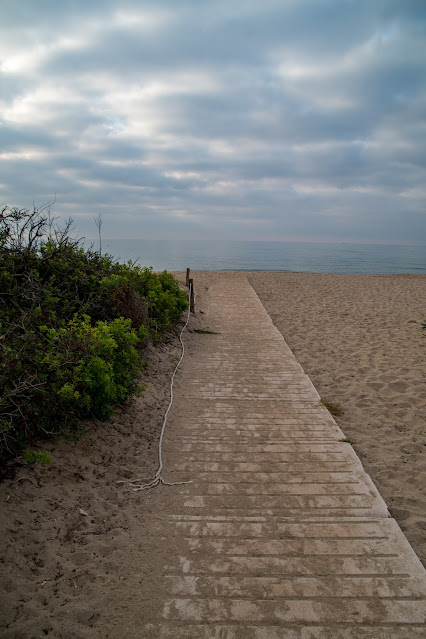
[85,239,426,276]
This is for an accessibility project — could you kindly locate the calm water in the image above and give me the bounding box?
[95,239,426,275]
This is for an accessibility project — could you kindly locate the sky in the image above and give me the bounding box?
[1,0,425,244]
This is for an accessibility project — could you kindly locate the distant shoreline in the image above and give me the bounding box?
[87,239,426,275]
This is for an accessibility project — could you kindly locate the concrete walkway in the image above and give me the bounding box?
[144,273,426,638]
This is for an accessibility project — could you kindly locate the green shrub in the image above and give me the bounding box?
[0,204,188,461]
[23,449,52,466]
[107,264,188,336]
[40,315,142,422]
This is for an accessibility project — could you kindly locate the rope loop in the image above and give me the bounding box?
[118,281,194,494]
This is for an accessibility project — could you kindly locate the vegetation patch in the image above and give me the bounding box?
[0,204,188,464]
[321,399,344,417]
[23,449,52,467]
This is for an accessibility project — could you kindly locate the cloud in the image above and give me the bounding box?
[0,0,425,243]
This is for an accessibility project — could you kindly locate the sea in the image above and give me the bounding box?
[94,239,426,276]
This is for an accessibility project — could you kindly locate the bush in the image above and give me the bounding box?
[39,315,143,423]
[0,204,188,461]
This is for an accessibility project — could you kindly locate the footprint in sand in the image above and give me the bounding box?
[388,381,409,393]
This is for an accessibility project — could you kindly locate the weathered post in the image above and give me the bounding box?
[189,278,195,314]
[186,267,190,288]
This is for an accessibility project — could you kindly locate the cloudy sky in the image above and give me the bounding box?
[1,0,425,244]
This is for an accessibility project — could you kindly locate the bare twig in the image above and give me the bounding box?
[94,213,103,257]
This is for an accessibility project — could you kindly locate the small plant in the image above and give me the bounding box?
[339,437,355,445]
[321,400,344,417]
[23,449,52,466]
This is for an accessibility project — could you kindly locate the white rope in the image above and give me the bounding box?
[118,282,193,493]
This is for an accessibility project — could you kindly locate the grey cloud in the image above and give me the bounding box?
[0,124,57,151]
[0,0,425,244]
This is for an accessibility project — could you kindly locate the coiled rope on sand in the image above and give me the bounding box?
[118,282,194,493]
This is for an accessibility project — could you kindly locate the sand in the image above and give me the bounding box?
[247,272,426,564]
[0,271,425,637]
[0,334,189,638]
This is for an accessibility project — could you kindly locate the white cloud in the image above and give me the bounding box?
[0,0,425,243]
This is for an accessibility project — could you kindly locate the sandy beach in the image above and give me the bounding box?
[0,271,425,637]
[247,272,426,563]
[0,335,187,638]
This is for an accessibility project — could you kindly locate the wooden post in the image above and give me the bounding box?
[189,278,195,314]
[186,267,190,287]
